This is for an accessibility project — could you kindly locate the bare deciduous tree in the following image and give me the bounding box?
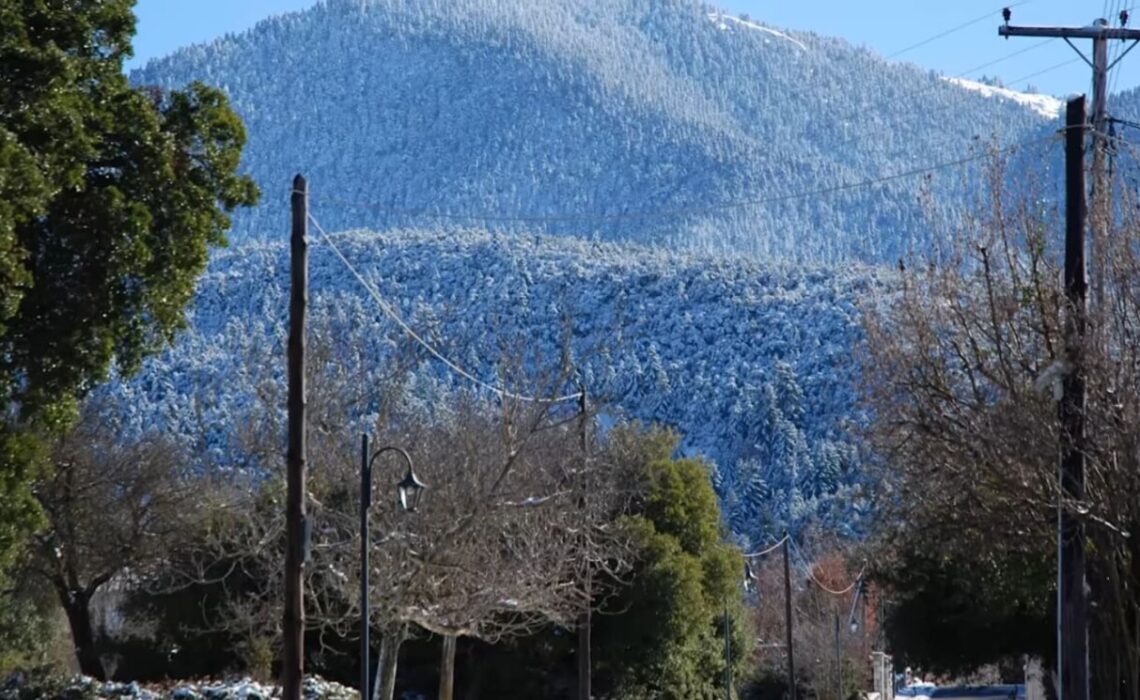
[143,319,632,699]
[28,400,203,679]
[862,149,1140,696]
[749,539,873,700]
[368,397,631,700]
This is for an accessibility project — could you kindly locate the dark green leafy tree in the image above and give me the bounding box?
[0,572,57,674]
[0,0,258,570]
[595,427,753,700]
[871,533,1054,677]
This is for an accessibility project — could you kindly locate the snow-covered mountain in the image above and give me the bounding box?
[132,0,1057,264]
[100,230,881,544]
[112,0,1085,539]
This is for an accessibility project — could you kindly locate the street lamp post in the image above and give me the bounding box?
[844,577,865,700]
[360,434,427,700]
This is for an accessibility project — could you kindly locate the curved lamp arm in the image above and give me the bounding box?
[361,436,426,512]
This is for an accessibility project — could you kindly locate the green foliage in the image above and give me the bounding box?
[642,453,723,555]
[596,427,754,699]
[242,636,276,683]
[0,431,46,573]
[874,542,1053,675]
[0,0,258,568]
[0,589,52,674]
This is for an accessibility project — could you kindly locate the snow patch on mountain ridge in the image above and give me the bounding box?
[942,76,1063,119]
[707,12,808,51]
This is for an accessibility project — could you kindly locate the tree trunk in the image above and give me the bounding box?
[63,594,104,680]
[372,625,406,700]
[1130,534,1140,700]
[577,607,591,700]
[463,641,482,700]
[438,634,457,700]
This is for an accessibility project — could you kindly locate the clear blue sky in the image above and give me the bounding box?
[128,0,1140,98]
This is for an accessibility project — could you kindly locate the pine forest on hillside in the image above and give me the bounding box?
[99,229,878,548]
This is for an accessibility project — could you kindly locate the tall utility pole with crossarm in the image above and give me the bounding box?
[999,12,1140,305]
[999,11,1140,700]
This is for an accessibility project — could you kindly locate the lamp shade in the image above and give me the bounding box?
[397,468,427,512]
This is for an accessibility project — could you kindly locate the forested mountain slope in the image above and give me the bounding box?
[114,0,1090,543]
[132,0,1055,264]
[1102,85,1140,141]
[99,230,881,545]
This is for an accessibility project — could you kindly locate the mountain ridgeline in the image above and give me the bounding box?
[132,0,1057,264]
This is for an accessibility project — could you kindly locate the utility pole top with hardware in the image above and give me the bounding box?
[998,22,1140,40]
[998,11,1140,147]
[999,10,1140,313]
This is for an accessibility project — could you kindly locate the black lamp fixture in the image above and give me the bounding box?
[744,560,760,593]
[396,465,428,512]
[847,576,865,635]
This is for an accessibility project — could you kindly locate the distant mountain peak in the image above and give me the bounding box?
[133,0,1051,263]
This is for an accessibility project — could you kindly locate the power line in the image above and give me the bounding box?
[306,211,583,405]
[309,134,1059,226]
[293,132,1062,404]
[955,38,1054,79]
[1108,4,1135,96]
[886,1,1033,60]
[807,568,865,596]
[951,7,1138,95]
[1109,117,1140,132]
[743,534,789,559]
[1007,57,1083,88]
[789,539,867,596]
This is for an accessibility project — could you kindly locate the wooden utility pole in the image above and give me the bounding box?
[997,17,1140,141]
[577,385,591,700]
[783,535,795,700]
[999,14,1140,309]
[284,174,309,700]
[360,434,371,700]
[834,612,842,700]
[1055,96,1090,700]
